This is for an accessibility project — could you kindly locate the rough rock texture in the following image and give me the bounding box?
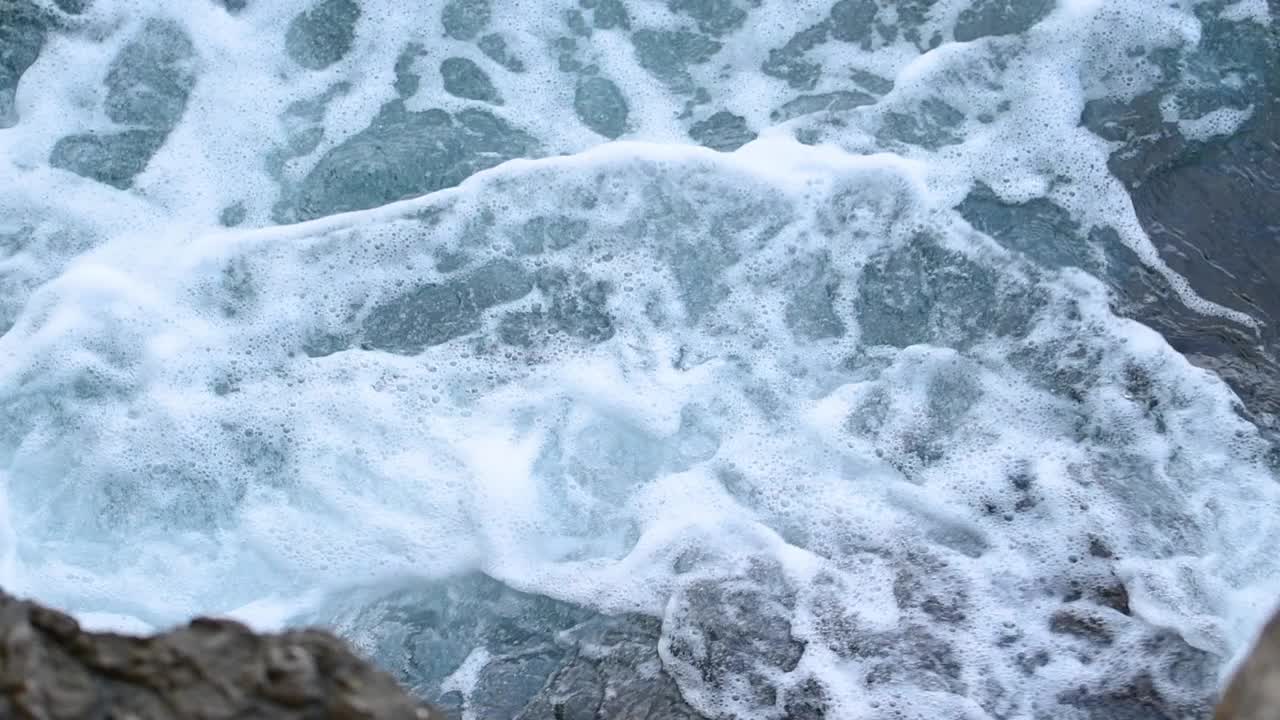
[311,574,707,720]
[1104,5,1280,435]
[1217,606,1280,720]
[0,590,442,720]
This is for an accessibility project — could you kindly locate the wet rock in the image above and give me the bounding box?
[956,183,1102,272]
[574,76,628,138]
[392,45,424,98]
[1061,673,1198,720]
[0,589,441,720]
[855,232,1046,349]
[761,23,828,90]
[953,0,1054,43]
[632,30,720,93]
[688,110,755,151]
[784,250,846,340]
[772,89,875,122]
[1217,605,1280,720]
[0,0,48,128]
[1122,102,1280,425]
[1080,9,1280,430]
[286,0,361,70]
[312,574,706,719]
[511,214,589,255]
[281,105,537,222]
[220,202,247,227]
[440,56,498,103]
[667,0,749,37]
[362,258,533,354]
[54,0,89,11]
[49,19,195,188]
[534,266,615,343]
[881,97,965,148]
[441,0,490,41]
[828,0,877,46]
[1049,608,1115,646]
[104,19,196,128]
[49,129,169,190]
[663,559,807,714]
[585,0,631,30]
[477,33,524,72]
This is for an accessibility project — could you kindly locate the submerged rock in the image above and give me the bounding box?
[0,0,48,128]
[286,0,361,70]
[440,56,499,103]
[313,573,706,719]
[279,104,537,222]
[48,19,196,188]
[0,589,441,720]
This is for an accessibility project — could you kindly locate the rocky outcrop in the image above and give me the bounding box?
[1217,606,1280,720]
[0,590,442,720]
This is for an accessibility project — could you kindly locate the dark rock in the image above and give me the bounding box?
[587,0,630,30]
[394,45,425,98]
[54,0,88,11]
[953,0,1054,43]
[574,76,628,138]
[761,22,828,90]
[440,56,499,103]
[0,0,48,128]
[631,30,721,93]
[1061,673,1195,720]
[362,258,533,354]
[1083,9,1280,430]
[662,559,807,714]
[667,0,749,36]
[104,19,196,128]
[829,0,877,46]
[49,129,169,190]
[441,0,490,41]
[310,574,706,719]
[772,89,876,122]
[784,250,847,340]
[49,19,195,187]
[881,97,965,148]
[281,105,537,222]
[855,232,1046,349]
[477,33,524,72]
[0,589,441,720]
[956,183,1103,272]
[1215,604,1280,719]
[1122,102,1280,425]
[220,202,247,227]
[688,110,755,151]
[1049,608,1115,646]
[286,0,361,70]
[511,214,588,255]
[564,8,591,36]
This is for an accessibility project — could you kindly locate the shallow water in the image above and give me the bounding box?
[0,0,1277,718]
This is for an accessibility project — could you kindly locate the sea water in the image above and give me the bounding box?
[0,0,1277,717]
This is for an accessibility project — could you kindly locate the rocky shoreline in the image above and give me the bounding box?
[5,581,1280,720]
[0,590,442,720]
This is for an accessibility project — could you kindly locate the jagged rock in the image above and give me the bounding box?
[1217,605,1280,720]
[310,574,707,719]
[0,590,442,720]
